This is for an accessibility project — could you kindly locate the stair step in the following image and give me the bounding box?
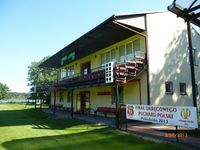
[126,66,136,69]
[116,67,126,70]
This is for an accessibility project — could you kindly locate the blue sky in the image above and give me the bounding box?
[0,0,173,92]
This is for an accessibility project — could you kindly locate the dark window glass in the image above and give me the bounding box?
[165,82,173,94]
[180,83,187,95]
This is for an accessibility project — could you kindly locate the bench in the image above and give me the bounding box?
[95,107,116,117]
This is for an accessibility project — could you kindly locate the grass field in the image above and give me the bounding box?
[0,104,183,150]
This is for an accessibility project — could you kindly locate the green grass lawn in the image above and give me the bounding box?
[0,104,183,150]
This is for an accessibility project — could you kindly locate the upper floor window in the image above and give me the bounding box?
[66,65,74,78]
[133,39,141,57]
[70,65,74,76]
[101,48,116,67]
[100,53,106,67]
[60,69,66,79]
[165,81,173,94]
[106,51,111,63]
[126,42,133,61]
[119,45,125,63]
[111,48,116,62]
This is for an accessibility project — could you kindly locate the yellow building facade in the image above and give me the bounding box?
[41,11,200,117]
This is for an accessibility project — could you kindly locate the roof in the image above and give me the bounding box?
[39,12,149,68]
[168,0,200,27]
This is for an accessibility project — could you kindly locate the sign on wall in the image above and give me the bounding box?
[61,52,75,65]
[126,104,198,128]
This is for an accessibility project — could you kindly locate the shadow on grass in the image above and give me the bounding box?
[0,106,85,130]
[2,127,182,150]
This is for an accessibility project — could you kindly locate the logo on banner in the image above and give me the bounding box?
[127,105,134,117]
[180,108,191,119]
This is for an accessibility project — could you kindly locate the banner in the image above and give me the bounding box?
[126,104,198,128]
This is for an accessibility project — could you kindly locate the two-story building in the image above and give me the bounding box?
[40,11,200,117]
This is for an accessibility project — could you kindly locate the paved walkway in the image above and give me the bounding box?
[43,108,200,150]
[43,108,113,126]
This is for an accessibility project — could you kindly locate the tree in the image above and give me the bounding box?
[0,82,10,100]
[27,56,57,101]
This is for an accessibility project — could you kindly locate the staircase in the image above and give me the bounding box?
[115,56,146,83]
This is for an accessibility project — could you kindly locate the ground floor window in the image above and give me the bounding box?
[111,86,124,104]
[59,91,64,102]
[179,83,187,95]
[67,91,71,103]
[165,81,173,94]
[196,84,199,96]
[111,87,116,104]
[119,86,124,103]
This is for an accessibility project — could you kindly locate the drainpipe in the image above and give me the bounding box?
[187,21,197,107]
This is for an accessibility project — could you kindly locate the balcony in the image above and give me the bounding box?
[53,67,106,89]
[52,52,146,90]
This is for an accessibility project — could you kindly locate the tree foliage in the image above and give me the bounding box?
[0,82,10,100]
[27,56,57,101]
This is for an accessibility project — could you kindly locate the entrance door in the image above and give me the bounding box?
[80,91,90,114]
[81,61,91,76]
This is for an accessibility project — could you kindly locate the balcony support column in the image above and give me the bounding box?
[71,89,74,118]
[53,91,56,114]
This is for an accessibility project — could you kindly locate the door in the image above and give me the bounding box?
[81,61,91,76]
[80,91,90,114]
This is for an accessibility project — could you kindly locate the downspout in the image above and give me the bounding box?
[187,21,197,107]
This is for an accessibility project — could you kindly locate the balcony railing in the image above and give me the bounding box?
[53,66,106,89]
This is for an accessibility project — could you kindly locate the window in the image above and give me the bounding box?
[59,91,64,102]
[165,82,173,94]
[111,48,116,62]
[119,45,125,63]
[193,48,198,66]
[133,39,141,57]
[100,53,105,67]
[66,65,74,78]
[106,51,111,63]
[70,65,74,76]
[119,86,124,103]
[111,86,123,104]
[111,87,116,104]
[126,42,133,60]
[67,91,71,103]
[196,84,199,96]
[60,69,66,79]
[180,83,187,95]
